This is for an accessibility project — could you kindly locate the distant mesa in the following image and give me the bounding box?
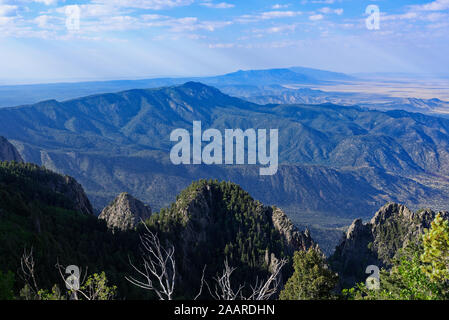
[99,192,152,231]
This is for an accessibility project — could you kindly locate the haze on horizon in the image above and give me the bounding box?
[0,0,448,84]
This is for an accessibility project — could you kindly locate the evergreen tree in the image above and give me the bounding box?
[279,248,338,300]
[421,213,449,283]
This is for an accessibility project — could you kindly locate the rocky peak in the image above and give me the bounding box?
[0,136,23,162]
[99,192,152,231]
[271,207,315,254]
[330,202,449,288]
[369,202,413,226]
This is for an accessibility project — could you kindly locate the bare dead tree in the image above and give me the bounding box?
[194,265,207,300]
[205,259,245,300]
[247,258,288,300]
[205,258,287,300]
[126,222,176,300]
[18,247,39,298]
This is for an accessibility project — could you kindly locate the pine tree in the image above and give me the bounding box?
[279,248,338,300]
[421,213,449,282]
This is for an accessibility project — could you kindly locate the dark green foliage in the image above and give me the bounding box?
[343,243,449,300]
[0,270,15,300]
[0,162,144,299]
[2,82,449,242]
[146,179,292,299]
[279,248,338,300]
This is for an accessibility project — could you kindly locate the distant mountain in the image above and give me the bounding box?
[2,82,449,252]
[0,67,353,108]
[288,66,355,81]
[203,68,318,86]
[329,203,449,288]
[0,136,23,162]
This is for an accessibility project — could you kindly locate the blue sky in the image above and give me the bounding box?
[0,0,448,83]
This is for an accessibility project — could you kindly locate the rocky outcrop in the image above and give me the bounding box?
[48,175,94,215]
[271,207,315,254]
[99,192,152,231]
[330,202,449,287]
[0,136,23,162]
[160,181,317,277]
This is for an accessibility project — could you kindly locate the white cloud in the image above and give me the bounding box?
[0,4,17,17]
[235,10,302,23]
[334,8,343,15]
[91,0,194,10]
[208,42,234,48]
[32,0,58,5]
[309,14,323,21]
[318,7,343,15]
[201,1,234,9]
[410,0,449,11]
[272,4,290,9]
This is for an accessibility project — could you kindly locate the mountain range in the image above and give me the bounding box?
[0,159,313,299]
[0,67,352,108]
[2,82,449,252]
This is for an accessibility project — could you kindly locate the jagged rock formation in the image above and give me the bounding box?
[48,174,94,215]
[168,181,315,263]
[148,180,316,296]
[330,202,449,287]
[271,207,315,254]
[99,192,152,231]
[0,136,23,162]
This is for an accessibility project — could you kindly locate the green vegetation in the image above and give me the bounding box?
[343,214,449,300]
[0,270,15,300]
[279,248,338,300]
[146,179,293,298]
[421,213,449,282]
[0,161,142,299]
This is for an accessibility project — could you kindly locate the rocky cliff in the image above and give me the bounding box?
[147,180,317,296]
[99,192,152,231]
[330,202,449,287]
[0,136,23,162]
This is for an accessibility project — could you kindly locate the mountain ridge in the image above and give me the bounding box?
[3,82,449,253]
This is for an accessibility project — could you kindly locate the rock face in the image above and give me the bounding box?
[330,202,449,287]
[271,207,315,254]
[173,182,316,257]
[157,180,317,284]
[0,161,93,216]
[50,175,94,215]
[0,136,23,162]
[99,192,152,231]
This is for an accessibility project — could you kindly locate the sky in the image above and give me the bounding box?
[0,0,448,84]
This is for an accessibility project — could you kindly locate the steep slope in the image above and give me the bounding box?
[0,137,23,162]
[99,192,152,231]
[0,161,144,298]
[2,82,449,251]
[0,168,318,299]
[330,203,449,287]
[146,179,316,297]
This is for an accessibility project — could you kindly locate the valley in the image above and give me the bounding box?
[2,81,449,253]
